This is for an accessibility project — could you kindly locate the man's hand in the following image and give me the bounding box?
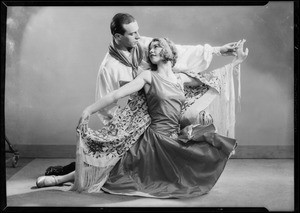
[219,40,242,56]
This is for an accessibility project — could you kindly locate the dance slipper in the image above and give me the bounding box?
[36,175,59,188]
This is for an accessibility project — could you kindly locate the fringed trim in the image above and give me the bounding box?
[82,162,115,193]
[233,63,241,112]
[71,132,120,193]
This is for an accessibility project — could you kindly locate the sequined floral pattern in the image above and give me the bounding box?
[181,84,209,114]
[78,90,151,159]
[184,69,224,93]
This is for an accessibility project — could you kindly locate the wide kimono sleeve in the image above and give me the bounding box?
[95,54,120,125]
[139,36,221,74]
[173,44,221,73]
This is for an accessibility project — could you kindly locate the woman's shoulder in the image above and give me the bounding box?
[138,70,153,84]
[175,72,194,86]
[138,70,152,78]
[175,72,186,82]
[175,72,203,87]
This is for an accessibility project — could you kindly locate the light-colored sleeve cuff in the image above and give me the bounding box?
[213,46,222,56]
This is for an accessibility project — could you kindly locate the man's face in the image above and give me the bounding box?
[118,21,140,49]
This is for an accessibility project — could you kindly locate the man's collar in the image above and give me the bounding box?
[113,38,129,52]
[113,38,138,54]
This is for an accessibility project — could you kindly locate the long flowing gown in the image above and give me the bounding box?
[71,64,239,197]
[100,72,237,198]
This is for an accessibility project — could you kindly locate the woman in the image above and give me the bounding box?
[37,38,248,198]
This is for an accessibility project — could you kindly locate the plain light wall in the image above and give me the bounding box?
[5,3,294,148]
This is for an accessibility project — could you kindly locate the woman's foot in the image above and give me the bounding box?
[36,175,59,188]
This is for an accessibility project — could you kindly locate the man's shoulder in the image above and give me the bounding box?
[100,53,122,69]
[99,53,131,78]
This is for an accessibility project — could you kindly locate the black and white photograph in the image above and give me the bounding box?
[2,1,296,212]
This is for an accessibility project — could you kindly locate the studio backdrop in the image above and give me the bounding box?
[5,3,294,158]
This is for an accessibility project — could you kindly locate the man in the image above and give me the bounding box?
[95,13,238,125]
[44,12,239,176]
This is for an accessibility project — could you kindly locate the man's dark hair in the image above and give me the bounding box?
[110,13,136,36]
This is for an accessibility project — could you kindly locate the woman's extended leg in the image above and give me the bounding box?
[36,171,75,188]
[56,171,75,184]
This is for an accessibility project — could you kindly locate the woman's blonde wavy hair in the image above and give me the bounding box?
[147,38,178,70]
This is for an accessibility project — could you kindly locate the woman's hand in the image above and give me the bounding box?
[198,111,214,126]
[76,108,91,133]
[232,39,249,66]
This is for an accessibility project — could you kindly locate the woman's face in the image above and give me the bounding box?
[148,41,164,65]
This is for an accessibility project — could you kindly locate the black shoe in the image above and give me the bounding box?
[45,162,76,176]
[45,165,64,176]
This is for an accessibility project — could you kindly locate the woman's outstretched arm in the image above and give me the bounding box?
[78,71,150,126]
